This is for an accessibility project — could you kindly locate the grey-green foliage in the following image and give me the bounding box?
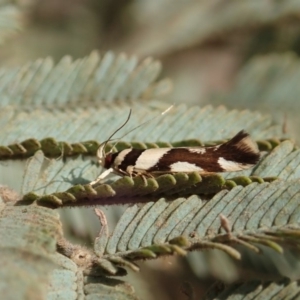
[16,147,300,297]
[0,50,171,106]
[0,199,60,300]
[1,50,300,300]
[126,0,300,56]
[0,101,279,146]
[99,180,300,279]
[209,53,300,143]
[0,4,22,44]
[15,139,300,207]
[212,53,300,112]
[0,193,139,300]
[0,52,176,300]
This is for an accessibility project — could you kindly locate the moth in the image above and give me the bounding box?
[90,110,260,186]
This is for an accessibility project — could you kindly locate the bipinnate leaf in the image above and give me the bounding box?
[2,101,281,205]
[0,51,171,107]
[0,131,285,160]
[1,45,300,299]
[52,178,300,288]
[88,180,300,280]
[0,102,281,147]
[18,137,300,207]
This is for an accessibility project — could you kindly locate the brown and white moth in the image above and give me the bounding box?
[90,111,260,186]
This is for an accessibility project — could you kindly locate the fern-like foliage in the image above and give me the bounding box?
[210,53,300,143]
[1,47,300,299]
[212,53,300,112]
[0,51,171,107]
[0,200,61,299]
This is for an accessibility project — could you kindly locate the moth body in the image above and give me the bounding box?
[90,130,260,186]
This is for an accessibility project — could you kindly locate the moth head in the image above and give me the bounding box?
[97,142,116,169]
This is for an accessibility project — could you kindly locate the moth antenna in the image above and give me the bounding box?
[98,109,132,163]
[161,105,173,115]
[97,105,174,163]
[107,105,174,154]
[108,140,120,154]
[105,109,132,144]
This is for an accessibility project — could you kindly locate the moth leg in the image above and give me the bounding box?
[136,170,155,184]
[126,165,137,178]
[89,168,114,186]
[145,173,154,178]
[126,166,150,185]
[140,174,148,185]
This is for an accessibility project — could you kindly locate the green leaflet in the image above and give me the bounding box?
[21,150,44,195]
[0,103,281,148]
[0,135,284,160]
[102,182,300,254]
[17,137,300,206]
[0,51,171,107]
[21,172,277,207]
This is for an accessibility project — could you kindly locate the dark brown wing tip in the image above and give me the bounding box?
[226,130,260,164]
